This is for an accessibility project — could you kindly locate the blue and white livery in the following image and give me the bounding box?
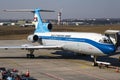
[2,8,116,65]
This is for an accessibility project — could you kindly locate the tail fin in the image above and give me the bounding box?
[33,9,43,32]
[34,8,54,33]
[3,8,54,33]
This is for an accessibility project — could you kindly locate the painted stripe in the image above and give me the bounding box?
[40,36,115,55]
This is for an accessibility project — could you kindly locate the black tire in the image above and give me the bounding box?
[27,54,30,58]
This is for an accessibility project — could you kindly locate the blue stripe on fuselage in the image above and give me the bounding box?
[39,36,115,55]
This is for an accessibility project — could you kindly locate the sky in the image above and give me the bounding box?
[0,0,120,19]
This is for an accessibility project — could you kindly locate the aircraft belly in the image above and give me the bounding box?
[42,39,105,56]
[79,43,105,56]
[63,42,104,56]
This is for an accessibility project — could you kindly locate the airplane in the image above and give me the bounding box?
[1,8,116,66]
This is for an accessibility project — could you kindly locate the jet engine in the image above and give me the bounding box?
[43,23,52,31]
[27,35,39,42]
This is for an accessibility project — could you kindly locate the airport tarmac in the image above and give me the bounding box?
[0,40,120,80]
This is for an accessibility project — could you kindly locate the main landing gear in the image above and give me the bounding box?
[26,49,35,58]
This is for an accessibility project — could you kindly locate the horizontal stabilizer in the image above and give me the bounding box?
[3,9,34,12]
[3,8,55,13]
[40,10,55,12]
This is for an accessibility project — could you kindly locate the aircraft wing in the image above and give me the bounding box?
[0,44,62,50]
[0,44,62,58]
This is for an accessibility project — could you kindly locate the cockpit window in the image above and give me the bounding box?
[99,37,113,44]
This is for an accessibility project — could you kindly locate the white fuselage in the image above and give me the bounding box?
[34,32,115,56]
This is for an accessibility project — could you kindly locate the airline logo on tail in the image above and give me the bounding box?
[34,17,38,22]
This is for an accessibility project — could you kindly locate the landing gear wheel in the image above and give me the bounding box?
[27,54,35,58]
[92,62,98,66]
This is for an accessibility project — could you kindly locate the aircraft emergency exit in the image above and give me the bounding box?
[1,8,116,66]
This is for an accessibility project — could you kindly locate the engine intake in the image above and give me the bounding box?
[27,35,39,42]
[43,23,53,31]
[47,23,52,31]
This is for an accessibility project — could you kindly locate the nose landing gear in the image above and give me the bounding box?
[91,55,98,66]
